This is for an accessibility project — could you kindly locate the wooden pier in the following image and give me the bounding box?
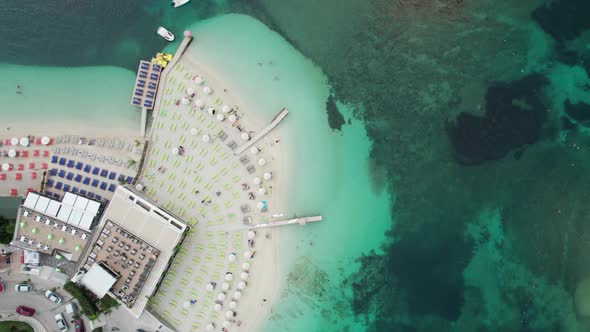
[234,108,289,155]
[249,215,323,229]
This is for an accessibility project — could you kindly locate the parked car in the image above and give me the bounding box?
[45,290,62,304]
[74,319,85,332]
[16,305,35,316]
[55,313,68,332]
[15,284,32,292]
[0,283,5,292]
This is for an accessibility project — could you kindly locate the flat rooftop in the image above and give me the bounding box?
[79,185,186,318]
[12,192,101,262]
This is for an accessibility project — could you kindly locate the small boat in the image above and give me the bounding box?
[171,0,190,8]
[157,53,173,61]
[157,26,174,42]
[151,57,168,68]
[271,213,284,218]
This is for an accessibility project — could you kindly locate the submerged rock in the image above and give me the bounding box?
[532,0,590,43]
[564,99,590,125]
[325,94,345,131]
[447,74,548,165]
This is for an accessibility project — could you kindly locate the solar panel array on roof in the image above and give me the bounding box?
[20,192,101,232]
[131,60,161,109]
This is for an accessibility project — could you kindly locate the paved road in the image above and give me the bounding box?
[0,310,47,332]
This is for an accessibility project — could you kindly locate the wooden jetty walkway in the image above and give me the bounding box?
[234,108,289,155]
[249,215,323,229]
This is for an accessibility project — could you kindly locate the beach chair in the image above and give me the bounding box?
[126,176,133,183]
[83,165,91,173]
[118,174,125,183]
[108,171,117,180]
[66,172,74,180]
[95,194,102,200]
[91,179,99,187]
[18,164,24,171]
[28,162,35,169]
[55,182,63,190]
[31,172,37,180]
[63,184,71,192]
[41,163,48,170]
[83,177,91,185]
[10,189,17,196]
[58,170,66,178]
[71,187,79,194]
[43,151,49,157]
[100,169,108,178]
[74,174,82,182]
[51,156,58,164]
[15,173,22,180]
[75,162,83,170]
[22,151,28,158]
[46,179,54,187]
[49,168,57,176]
[33,150,40,157]
[92,167,100,175]
[100,182,107,190]
[79,189,86,196]
[108,184,116,192]
[67,160,74,168]
[87,192,95,198]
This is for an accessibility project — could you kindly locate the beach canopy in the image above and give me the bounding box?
[229,114,237,123]
[216,114,225,121]
[214,303,222,311]
[135,183,144,191]
[207,107,215,115]
[240,272,249,280]
[228,301,237,309]
[263,172,272,180]
[190,128,198,135]
[171,147,179,155]
[221,282,230,291]
[222,105,231,113]
[217,293,226,301]
[258,158,266,166]
[75,245,81,251]
[243,250,251,259]
[248,231,256,239]
[225,310,234,319]
[253,177,261,185]
[241,132,250,141]
[256,201,264,210]
[202,135,210,143]
[194,76,204,85]
[228,253,236,262]
[238,281,246,290]
[233,291,242,300]
[2,163,10,171]
[186,87,195,95]
[41,136,51,145]
[194,99,203,108]
[184,30,192,37]
[58,238,65,244]
[31,227,37,234]
[225,273,233,281]
[241,262,250,271]
[223,320,231,328]
[11,137,18,146]
[206,323,214,331]
[258,187,266,195]
[181,97,190,105]
[206,283,215,291]
[8,149,16,158]
[47,234,54,240]
[20,137,29,147]
[203,86,212,94]
[250,147,259,154]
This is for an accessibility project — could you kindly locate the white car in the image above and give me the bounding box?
[54,313,68,332]
[15,284,32,292]
[45,290,62,304]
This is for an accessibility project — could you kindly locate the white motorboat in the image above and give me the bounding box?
[157,26,175,42]
[171,0,190,7]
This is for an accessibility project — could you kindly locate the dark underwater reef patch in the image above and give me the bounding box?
[447,74,549,165]
[564,99,590,126]
[326,94,345,131]
[532,0,590,43]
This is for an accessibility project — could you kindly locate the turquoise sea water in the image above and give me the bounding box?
[3,1,590,331]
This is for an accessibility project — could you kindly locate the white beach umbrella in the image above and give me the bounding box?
[225,273,233,281]
[250,147,259,154]
[222,282,230,291]
[228,253,236,262]
[8,149,16,158]
[20,137,29,147]
[240,272,249,281]
[2,163,10,171]
[247,231,256,239]
[206,283,215,291]
[171,147,179,155]
[243,250,251,259]
[256,202,264,210]
[229,301,237,309]
[206,323,214,331]
[207,107,215,115]
[186,87,195,95]
[190,128,198,135]
[225,310,234,319]
[194,76,204,85]
[253,177,261,185]
[203,86,212,94]
[194,99,204,108]
[263,172,272,180]
[183,301,191,308]
[241,132,250,141]
[223,320,231,328]
[181,97,190,105]
[135,183,144,191]
[233,291,242,300]
[41,136,51,145]
[217,293,226,301]
[258,187,266,195]
[258,158,266,166]
[241,263,250,271]
[238,281,246,290]
[202,135,210,143]
[11,137,18,146]
[229,114,237,123]
[216,114,225,121]
[214,303,222,312]
[222,105,231,113]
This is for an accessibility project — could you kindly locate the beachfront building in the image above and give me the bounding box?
[131,60,162,109]
[10,191,103,262]
[74,185,187,318]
